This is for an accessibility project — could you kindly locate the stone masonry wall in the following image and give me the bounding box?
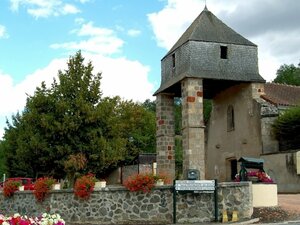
[156,94,176,180]
[181,78,205,179]
[0,182,252,224]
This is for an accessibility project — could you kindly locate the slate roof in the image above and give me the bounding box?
[166,6,256,57]
[261,83,300,106]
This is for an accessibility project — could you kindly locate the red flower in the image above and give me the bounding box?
[74,174,96,200]
[3,180,20,198]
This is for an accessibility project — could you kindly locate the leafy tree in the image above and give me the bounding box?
[272,106,300,151]
[2,51,156,179]
[0,140,7,176]
[273,63,300,86]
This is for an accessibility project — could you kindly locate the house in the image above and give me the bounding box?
[154,6,300,193]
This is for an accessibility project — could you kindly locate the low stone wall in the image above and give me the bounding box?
[0,182,252,224]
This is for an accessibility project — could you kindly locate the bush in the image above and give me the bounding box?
[272,106,300,150]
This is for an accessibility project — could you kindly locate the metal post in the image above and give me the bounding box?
[173,180,177,224]
[214,179,218,222]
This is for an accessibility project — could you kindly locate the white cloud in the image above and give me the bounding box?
[148,0,300,82]
[51,21,124,56]
[85,53,153,102]
[0,25,9,39]
[127,29,141,37]
[9,0,80,18]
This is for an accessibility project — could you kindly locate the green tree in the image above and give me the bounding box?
[272,106,300,151]
[273,63,300,86]
[0,140,7,176]
[2,51,156,179]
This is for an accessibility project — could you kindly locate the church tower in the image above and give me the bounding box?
[154,6,265,180]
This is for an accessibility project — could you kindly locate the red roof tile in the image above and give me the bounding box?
[261,83,300,106]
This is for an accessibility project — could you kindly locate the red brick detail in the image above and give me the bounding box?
[168,155,172,160]
[187,96,195,102]
[197,91,203,97]
[158,119,164,125]
[168,146,172,151]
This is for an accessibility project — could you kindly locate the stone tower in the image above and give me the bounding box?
[154,6,265,180]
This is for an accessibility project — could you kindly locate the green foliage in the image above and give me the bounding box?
[0,140,7,176]
[175,136,183,179]
[272,106,300,150]
[1,51,156,179]
[273,63,300,86]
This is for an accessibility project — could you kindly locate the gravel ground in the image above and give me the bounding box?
[252,194,300,223]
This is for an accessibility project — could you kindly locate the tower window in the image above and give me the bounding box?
[220,46,228,59]
[227,105,234,131]
[172,53,176,68]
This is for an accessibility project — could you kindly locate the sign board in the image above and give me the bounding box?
[175,180,215,192]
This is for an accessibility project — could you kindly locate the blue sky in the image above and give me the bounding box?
[1,0,300,139]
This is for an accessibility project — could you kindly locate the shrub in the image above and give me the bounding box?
[33,177,56,202]
[272,106,300,150]
[74,174,96,200]
[3,180,21,197]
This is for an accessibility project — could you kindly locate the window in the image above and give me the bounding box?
[227,105,234,131]
[172,53,176,68]
[220,46,228,59]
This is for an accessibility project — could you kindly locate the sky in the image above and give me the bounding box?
[0,0,300,139]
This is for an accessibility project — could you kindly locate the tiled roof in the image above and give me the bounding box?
[261,83,300,106]
[166,7,256,56]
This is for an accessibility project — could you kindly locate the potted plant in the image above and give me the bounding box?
[3,180,21,197]
[33,177,56,202]
[95,179,106,190]
[74,174,96,199]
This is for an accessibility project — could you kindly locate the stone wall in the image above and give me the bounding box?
[0,182,252,224]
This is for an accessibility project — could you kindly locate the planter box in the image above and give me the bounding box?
[95,181,106,190]
[252,183,278,207]
[52,184,61,190]
[18,186,24,191]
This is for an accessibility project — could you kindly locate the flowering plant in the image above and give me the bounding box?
[0,213,65,225]
[235,171,273,183]
[124,173,156,193]
[3,180,21,198]
[33,177,56,202]
[74,174,96,199]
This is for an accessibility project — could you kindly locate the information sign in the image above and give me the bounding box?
[175,180,215,192]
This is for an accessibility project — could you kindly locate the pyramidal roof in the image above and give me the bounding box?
[166,7,256,56]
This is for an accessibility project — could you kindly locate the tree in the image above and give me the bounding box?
[272,106,300,151]
[0,140,7,176]
[2,51,156,179]
[273,63,300,86]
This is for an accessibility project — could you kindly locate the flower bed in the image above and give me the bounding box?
[235,171,273,183]
[124,172,170,193]
[0,213,65,225]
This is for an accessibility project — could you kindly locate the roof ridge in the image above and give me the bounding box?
[267,82,300,88]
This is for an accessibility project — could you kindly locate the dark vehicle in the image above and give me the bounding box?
[0,177,35,190]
